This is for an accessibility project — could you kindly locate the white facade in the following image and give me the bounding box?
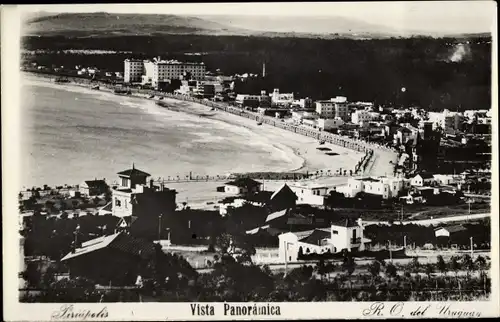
[291,111,319,123]
[433,174,460,186]
[411,174,436,187]
[344,176,409,199]
[271,89,294,106]
[278,231,333,262]
[278,219,369,262]
[125,58,206,87]
[434,227,451,238]
[315,101,335,118]
[235,94,261,106]
[427,110,463,131]
[288,183,328,206]
[317,118,344,130]
[124,59,144,83]
[351,110,373,124]
[329,220,365,252]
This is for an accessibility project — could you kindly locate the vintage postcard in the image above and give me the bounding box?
[2,1,499,320]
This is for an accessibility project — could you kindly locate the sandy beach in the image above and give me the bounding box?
[21,74,370,204]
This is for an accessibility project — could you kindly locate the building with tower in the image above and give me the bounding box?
[112,164,177,219]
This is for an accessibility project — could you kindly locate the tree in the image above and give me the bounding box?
[385,262,397,281]
[316,259,327,281]
[461,254,474,273]
[424,263,434,278]
[475,255,487,271]
[368,260,381,281]
[449,256,461,278]
[409,257,421,274]
[436,255,447,275]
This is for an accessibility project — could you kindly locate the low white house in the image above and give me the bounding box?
[343,176,409,199]
[434,225,467,238]
[223,178,262,195]
[411,173,436,187]
[278,218,371,262]
[288,183,329,206]
[433,174,460,186]
[317,118,344,130]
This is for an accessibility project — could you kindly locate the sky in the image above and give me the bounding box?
[19,1,496,34]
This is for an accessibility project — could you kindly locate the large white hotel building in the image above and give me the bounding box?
[124,57,206,87]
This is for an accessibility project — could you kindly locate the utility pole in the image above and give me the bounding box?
[404,235,407,249]
[158,214,163,241]
[284,242,288,277]
[470,237,474,257]
[388,240,393,263]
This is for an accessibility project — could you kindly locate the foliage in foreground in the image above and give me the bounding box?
[21,253,490,302]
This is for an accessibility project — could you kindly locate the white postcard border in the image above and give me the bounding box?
[2,2,499,320]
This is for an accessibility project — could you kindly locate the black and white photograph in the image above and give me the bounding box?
[2,1,498,320]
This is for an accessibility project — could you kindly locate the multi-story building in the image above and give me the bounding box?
[315,101,335,118]
[331,96,349,121]
[315,96,349,121]
[235,92,270,109]
[112,165,177,218]
[125,57,206,88]
[124,59,144,83]
[292,98,313,109]
[270,88,294,106]
[351,110,373,125]
[427,109,464,132]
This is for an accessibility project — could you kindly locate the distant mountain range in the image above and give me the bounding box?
[22,12,491,39]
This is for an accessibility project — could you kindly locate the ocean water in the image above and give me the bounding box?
[19,76,298,189]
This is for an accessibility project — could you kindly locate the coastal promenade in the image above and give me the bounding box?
[25,71,397,181]
[25,71,397,158]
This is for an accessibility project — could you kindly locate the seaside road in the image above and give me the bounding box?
[364,212,490,226]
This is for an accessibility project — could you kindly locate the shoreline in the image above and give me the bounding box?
[22,72,397,209]
[23,72,367,175]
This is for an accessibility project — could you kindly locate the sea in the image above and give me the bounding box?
[19,75,298,189]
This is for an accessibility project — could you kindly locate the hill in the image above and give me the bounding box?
[22,12,408,39]
[22,12,254,37]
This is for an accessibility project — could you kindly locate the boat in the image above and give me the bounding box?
[90,84,100,90]
[158,97,164,100]
[319,140,325,145]
[257,122,263,126]
[149,95,155,99]
[210,107,216,111]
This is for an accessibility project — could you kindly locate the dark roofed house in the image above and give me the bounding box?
[224,177,262,195]
[61,232,157,285]
[80,179,109,197]
[268,183,298,212]
[117,164,151,189]
[331,218,360,228]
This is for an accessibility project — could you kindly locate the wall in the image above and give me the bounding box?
[112,190,133,218]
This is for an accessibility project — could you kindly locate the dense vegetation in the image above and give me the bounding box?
[23,35,491,110]
[21,252,491,302]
